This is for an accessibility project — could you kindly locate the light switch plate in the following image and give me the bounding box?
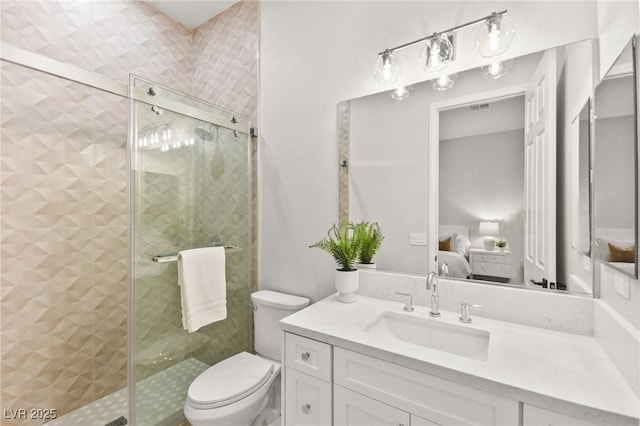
[410,233,428,246]
[582,255,591,273]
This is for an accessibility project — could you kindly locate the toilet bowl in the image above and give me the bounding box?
[184,290,309,426]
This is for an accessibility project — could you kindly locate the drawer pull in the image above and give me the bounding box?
[302,403,311,414]
[301,351,310,361]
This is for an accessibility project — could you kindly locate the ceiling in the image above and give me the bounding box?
[143,1,238,29]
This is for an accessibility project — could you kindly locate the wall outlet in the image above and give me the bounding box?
[409,233,428,246]
[614,271,630,300]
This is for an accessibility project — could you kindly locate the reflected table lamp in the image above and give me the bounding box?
[479,221,500,251]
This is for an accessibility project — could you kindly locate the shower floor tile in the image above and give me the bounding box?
[46,357,209,426]
[136,357,209,426]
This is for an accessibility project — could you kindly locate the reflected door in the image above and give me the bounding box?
[524,49,557,286]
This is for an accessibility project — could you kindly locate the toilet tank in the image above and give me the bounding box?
[251,290,310,361]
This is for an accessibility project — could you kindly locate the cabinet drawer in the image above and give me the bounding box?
[334,347,518,426]
[334,384,410,426]
[472,261,511,277]
[473,253,511,264]
[285,368,332,426]
[285,333,332,381]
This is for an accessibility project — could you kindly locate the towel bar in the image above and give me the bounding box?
[152,246,242,263]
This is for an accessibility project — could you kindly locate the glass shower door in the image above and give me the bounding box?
[129,77,251,425]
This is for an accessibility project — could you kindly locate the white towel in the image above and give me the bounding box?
[178,247,227,332]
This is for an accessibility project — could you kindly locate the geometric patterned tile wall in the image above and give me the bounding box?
[193,1,259,295]
[1,0,193,92]
[0,0,259,422]
[0,62,128,422]
[193,1,258,122]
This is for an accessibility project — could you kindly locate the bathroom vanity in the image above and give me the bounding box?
[280,294,639,426]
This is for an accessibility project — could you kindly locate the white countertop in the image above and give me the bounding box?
[280,294,640,423]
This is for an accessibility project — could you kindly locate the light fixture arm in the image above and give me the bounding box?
[377,10,508,57]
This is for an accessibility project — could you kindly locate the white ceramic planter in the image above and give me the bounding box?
[356,263,377,270]
[335,269,359,303]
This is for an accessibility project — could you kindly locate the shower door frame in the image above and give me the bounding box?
[127,74,253,425]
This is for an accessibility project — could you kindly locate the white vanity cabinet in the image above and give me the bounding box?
[334,385,411,426]
[334,347,519,426]
[283,332,520,426]
[283,333,332,426]
[334,386,438,426]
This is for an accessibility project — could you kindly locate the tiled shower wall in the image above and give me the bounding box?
[1,0,258,421]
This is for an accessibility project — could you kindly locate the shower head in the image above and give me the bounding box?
[195,123,216,141]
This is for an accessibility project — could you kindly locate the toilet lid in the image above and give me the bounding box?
[187,352,274,410]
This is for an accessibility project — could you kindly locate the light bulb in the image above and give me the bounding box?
[475,14,515,58]
[374,50,401,84]
[421,34,452,73]
[481,60,512,79]
[391,86,410,100]
[432,73,457,91]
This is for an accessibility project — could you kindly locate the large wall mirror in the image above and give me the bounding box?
[592,36,639,280]
[339,38,598,295]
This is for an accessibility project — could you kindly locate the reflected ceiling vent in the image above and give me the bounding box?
[470,103,490,111]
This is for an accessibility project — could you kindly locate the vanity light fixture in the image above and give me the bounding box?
[481,60,513,80]
[374,10,512,84]
[391,85,411,100]
[432,73,457,91]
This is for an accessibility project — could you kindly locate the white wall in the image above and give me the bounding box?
[596,0,640,79]
[259,1,598,302]
[439,128,525,283]
[556,40,594,290]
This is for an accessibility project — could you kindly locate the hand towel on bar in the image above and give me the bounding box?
[178,247,227,332]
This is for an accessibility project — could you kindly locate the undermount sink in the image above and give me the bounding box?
[364,312,490,361]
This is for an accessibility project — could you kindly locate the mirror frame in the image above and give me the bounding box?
[635,34,640,280]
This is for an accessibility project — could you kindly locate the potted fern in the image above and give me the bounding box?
[310,222,362,303]
[354,221,384,269]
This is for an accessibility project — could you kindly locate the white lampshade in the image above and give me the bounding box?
[479,221,499,236]
[479,221,500,251]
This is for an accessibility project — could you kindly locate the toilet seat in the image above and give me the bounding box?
[187,352,274,410]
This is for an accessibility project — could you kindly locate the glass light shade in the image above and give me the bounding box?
[374,50,401,84]
[481,60,513,79]
[432,73,457,91]
[391,86,411,100]
[475,15,515,58]
[421,35,453,73]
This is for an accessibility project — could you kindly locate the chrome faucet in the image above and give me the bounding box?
[459,302,484,323]
[426,272,441,317]
[440,261,449,277]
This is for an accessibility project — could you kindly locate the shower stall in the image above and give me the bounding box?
[1,58,252,426]
[129,77,252,425]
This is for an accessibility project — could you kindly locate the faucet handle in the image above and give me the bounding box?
[459,303,484,323]
[395,292,414,312]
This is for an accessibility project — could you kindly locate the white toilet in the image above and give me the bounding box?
[184,290,310,426]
